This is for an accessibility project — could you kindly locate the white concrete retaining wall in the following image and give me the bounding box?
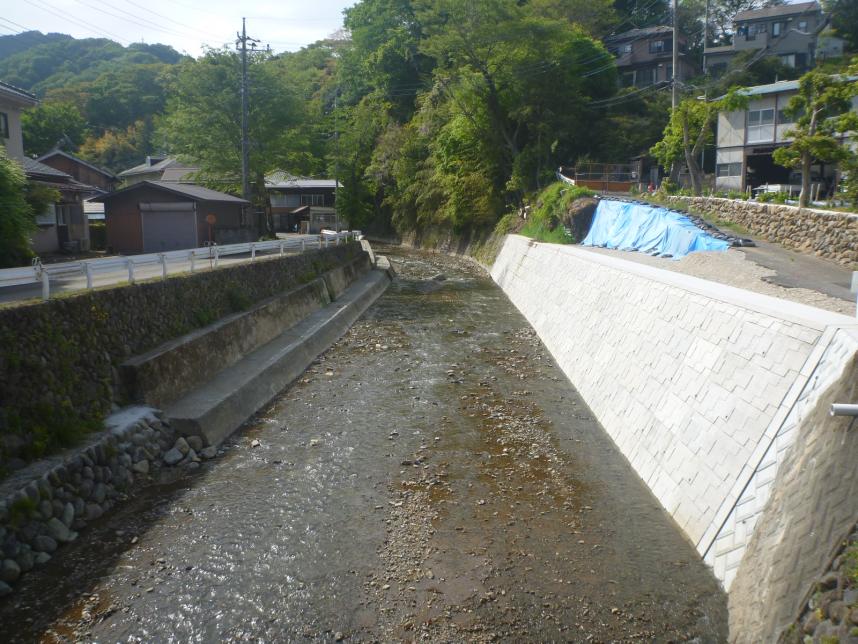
[491,234,858,591]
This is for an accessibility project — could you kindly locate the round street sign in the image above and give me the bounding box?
[205,214,217,225]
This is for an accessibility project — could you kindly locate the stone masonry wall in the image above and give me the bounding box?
[490,235,858,605]
[666,195,858,268]
[0,243,364,471]
[0,407,214,597]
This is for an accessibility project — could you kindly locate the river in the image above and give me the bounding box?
[1,246,727,642]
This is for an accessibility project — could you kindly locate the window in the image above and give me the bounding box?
[35,203,56,226]
[56,205,69,225]
[780,53,796,68]
[798,20,807,31]
[300,193,325,207]
[622,43,632,54]
[666,64,673,80]
[772,22,783,37]
[649,39,671,54]
[747,108,775,143]
[716,163,743,177]
[637,68,656,87]
[621,71,635,87]
[0,112,7,138]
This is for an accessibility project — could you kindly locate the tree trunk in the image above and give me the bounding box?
[685,147,703,196]
[798,153,812,208]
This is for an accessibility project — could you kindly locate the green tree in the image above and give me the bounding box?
[651,90,747,195]
[823,0,858,52]
[772,67,858,207]
[0,149,36,267]
[157,48,312,233]
[21,101,87,156]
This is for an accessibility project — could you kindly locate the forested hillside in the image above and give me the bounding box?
[0,32,185,171]
[1,0,827,238]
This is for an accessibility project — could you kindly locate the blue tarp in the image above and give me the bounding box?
[581,200,730,259]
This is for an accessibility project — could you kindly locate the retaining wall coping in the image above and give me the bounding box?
[508,235,858,331]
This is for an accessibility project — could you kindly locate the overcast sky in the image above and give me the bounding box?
[1,0,357,57]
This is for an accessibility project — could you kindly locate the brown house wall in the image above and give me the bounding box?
[39,155,115,192]
[104,185,248,254]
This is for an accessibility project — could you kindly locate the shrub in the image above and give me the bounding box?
[519,182,594,244]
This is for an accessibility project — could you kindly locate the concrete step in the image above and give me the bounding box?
[165,267,392,446]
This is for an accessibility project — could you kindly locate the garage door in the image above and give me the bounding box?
[140,202,198,252]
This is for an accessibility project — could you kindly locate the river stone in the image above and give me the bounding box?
[0,580,11,596]
[186,436,204,452]
[62,502,75,527]
[163,448,183,466]
[38,500,53,520]
[132,460,150,475]
[73,497,85,517]
[185,448,200,463]
[78,479,94,500]
[16,548,34,572]
[85,504,103,521]
[200,446,217,460]
[46,517,75,543]
[34,552,51,566]
[92,483,107,505]
[174,437,190,456]
[82,466,94,480]
[0,559,20,583]
[33,535,57,553]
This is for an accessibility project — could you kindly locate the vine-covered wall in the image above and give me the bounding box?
[0,243,364,470]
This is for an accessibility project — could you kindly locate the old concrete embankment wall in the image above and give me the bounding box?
[666,195,858,268]
[491,234,858,639]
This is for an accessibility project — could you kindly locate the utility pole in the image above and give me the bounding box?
[672,0,679,109]
[703,0,710,75]
[236,18,258,206]
[333,91,341,232]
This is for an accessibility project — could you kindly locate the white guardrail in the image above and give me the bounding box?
[0,230,360,302]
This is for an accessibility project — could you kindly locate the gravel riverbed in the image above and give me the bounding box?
[0,246,727,642]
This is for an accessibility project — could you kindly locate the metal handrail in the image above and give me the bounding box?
[0,231,357,301]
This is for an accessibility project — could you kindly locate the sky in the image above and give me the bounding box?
[1,0,358,57]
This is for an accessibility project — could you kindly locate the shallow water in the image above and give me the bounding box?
[0,246,727,642]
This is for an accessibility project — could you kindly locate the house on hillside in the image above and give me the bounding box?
[704,2,841,77]
[24,158,97,254]
[0,80,38,162]
[92,180,252,254]
[603,26,696,89]
[117,156,199,186]
[714,79,858,193]
[266,172,341,234]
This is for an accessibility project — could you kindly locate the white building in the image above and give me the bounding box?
[715,79,858,194]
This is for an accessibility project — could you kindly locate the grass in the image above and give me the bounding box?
[518,182,595,244]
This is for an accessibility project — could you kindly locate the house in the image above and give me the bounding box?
[25,158,96,254]
[603,26,696,89]
[714,79,858,193]
[704,2,840,77]
[0,80,38,162]
[117,156,199,186]
[92,180,253,254]
[37,149,117,193]
[265,172,341,234]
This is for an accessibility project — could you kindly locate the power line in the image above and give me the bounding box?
[21,0,130,43]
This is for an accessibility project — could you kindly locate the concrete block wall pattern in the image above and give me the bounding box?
[490,235,858,595]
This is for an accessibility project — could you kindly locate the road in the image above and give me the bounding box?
[0,234,322,306]
[0,246,727,642]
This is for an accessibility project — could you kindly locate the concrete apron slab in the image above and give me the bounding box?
[165,266,392,447]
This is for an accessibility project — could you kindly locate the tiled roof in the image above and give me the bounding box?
[266,171,340,189]
[604,25,673,43]
[92,180,249,204]
[37,149,116,179]
[0,80,38,106]
[735,1,819,22]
